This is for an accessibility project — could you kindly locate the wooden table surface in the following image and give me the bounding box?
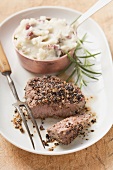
[0,0,113,170]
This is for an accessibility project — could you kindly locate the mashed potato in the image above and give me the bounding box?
[14,16,77,60]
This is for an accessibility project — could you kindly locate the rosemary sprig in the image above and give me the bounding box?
[66,67,76,82]
[57,34,101,88]
[58,62,73,76]
[77,52,101,58]
[71,15,81,25]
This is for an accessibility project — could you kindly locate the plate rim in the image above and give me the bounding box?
[0,6,113,155]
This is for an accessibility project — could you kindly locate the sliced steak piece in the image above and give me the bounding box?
[25,75,85,118]
[47,113,91,145]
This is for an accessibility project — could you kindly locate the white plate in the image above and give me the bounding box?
[0,6,113,155]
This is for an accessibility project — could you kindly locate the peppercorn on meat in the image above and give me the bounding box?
[25,76,85,118]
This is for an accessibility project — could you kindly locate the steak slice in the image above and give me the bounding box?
[47,113,91,145]
[25,75,85,118]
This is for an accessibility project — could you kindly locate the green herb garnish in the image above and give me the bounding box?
[14,37,18,40]
[58,34,101,88]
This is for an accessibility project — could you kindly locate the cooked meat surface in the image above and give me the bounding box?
[47,113,91,145]
[25,75,85,118]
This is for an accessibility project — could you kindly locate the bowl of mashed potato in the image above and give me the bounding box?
[13,16,77,74]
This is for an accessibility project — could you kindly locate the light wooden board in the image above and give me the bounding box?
[0,0,113,169]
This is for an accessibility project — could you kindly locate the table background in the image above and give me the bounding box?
[0,0,113,169]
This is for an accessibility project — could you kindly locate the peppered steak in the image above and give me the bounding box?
[47,113,91,145]
[25,76,85,118]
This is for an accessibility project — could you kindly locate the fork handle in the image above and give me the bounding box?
[75,0,112,28]
[0,43,11,73]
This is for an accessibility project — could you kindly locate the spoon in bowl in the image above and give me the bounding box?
[72,0,112,28]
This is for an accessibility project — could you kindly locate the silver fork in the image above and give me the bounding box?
[0,42,45,149]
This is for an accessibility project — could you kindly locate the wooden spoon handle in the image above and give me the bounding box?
[0,43,11,73]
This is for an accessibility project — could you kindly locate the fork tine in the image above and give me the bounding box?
[16,106,35,150]
[24,104,45,148]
